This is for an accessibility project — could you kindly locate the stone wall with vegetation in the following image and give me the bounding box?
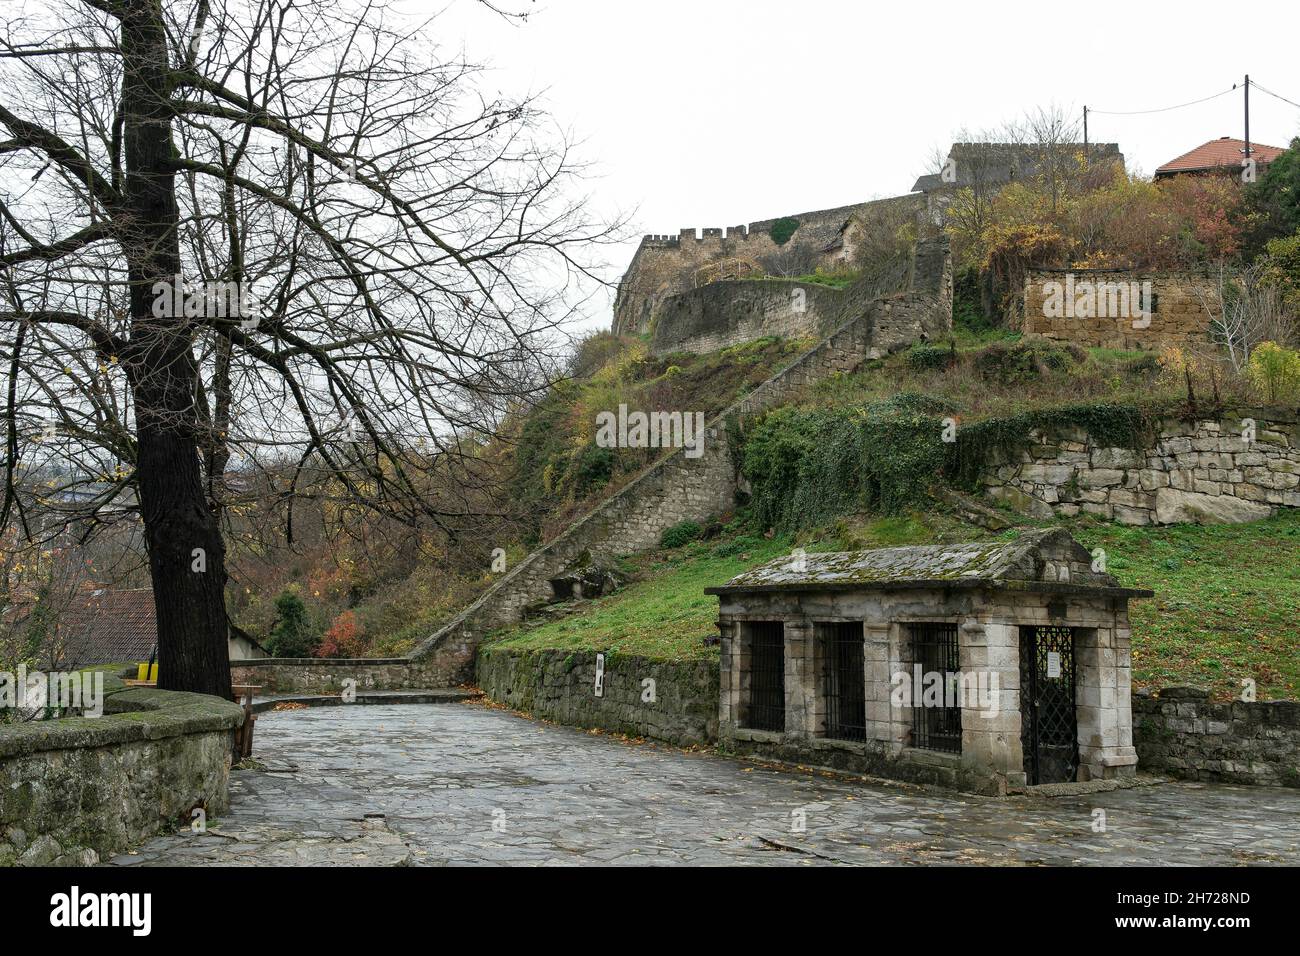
[0,682,243,866]
[982,410,1300,525]
[477,647,720,746]
[1133,686,1300,787]
[1023,268,1217,350]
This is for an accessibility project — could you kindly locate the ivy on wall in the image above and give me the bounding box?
[739,395,1153,530]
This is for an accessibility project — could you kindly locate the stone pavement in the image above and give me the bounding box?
[111,703,1300,866]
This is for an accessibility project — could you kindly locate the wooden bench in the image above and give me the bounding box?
[231,684,262,759]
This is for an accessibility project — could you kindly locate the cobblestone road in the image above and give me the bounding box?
[113,703,1300,866]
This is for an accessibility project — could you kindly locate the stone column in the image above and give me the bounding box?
[962,620,1025,789]
[863,622,901,750]
[783,621,814,740]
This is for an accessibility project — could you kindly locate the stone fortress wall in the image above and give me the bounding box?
[613,194,923,338]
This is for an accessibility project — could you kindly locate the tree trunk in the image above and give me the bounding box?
[119,0,231,697]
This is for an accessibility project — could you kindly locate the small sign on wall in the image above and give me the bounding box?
[1046,651,1061,679]
[594,653,605,698]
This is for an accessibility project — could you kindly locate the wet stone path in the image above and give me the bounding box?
[112,703,1300,866]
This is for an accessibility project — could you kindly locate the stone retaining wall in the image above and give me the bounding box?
[476,652,1299,789]
[1133,686,1300,787]
[0,682,243,866]
[476,647,719,747]
[982,410,1300,525]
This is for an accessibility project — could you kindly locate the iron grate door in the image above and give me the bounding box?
[745,622,785,732]
[911,622,962,753]
[1020,625,1079,785]
[819,623,866,741]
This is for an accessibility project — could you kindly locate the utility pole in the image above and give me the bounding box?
[1083,105,1089,163]
[1244,74,1251,161]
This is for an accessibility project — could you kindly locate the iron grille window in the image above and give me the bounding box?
[819,622,865,741]
[743,621,785,732]
[910,622,962,754]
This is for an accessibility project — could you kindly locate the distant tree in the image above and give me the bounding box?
[265,590,317,658]
[1246,137,1300,250]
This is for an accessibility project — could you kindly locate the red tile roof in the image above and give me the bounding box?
[60,588,158,666]
[1155,137,1286,176]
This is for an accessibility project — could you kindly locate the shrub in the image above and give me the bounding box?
[972,339,1083,384]
[660,520,703,549]
[1247,341,1300,404]
[906,342,957,372]
[769,216,800,246]
[315,610,368,658]
[265,590,320,658]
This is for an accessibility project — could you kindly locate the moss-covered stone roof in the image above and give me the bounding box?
[706,528,1152,597]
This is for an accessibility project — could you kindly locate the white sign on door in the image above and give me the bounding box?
[1046,651,1061,679]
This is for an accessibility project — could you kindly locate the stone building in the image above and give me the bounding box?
[706,529,1151,793]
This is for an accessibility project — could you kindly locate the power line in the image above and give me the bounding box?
[1252,81,1300,111]
[1089,86,1236,116]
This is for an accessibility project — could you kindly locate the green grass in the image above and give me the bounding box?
[1071,510,1300,700]
[486,535,792,661]
[487,513,983,661]
[489,510,1300,700]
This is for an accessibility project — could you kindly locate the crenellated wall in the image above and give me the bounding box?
[614,195,922,337]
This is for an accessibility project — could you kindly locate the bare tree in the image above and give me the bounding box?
[0,0,618,695]
[1198,262,1296,371]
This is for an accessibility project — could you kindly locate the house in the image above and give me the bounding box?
[1154,136,1286,180]
[43,588,267,667]
[705,529,1151,793]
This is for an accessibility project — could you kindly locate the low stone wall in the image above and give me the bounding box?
[230,657,456,694]
[1133,686,1300,787]
[0,682,243,866]
[983,410,1300,525]
[476,647,720,747]
[476,653,1299,789]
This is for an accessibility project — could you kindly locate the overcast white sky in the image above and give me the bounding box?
[420,0,1300,330]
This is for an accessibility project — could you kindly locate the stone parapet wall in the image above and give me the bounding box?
[1133,686,1300,787]
[476,647,719,747]
[982,411,1300,525]
[229,657,458,693]
[0,683,243,866]
[1023,268,1217,350]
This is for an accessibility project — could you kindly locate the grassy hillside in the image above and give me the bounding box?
[487,510,1300,700]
